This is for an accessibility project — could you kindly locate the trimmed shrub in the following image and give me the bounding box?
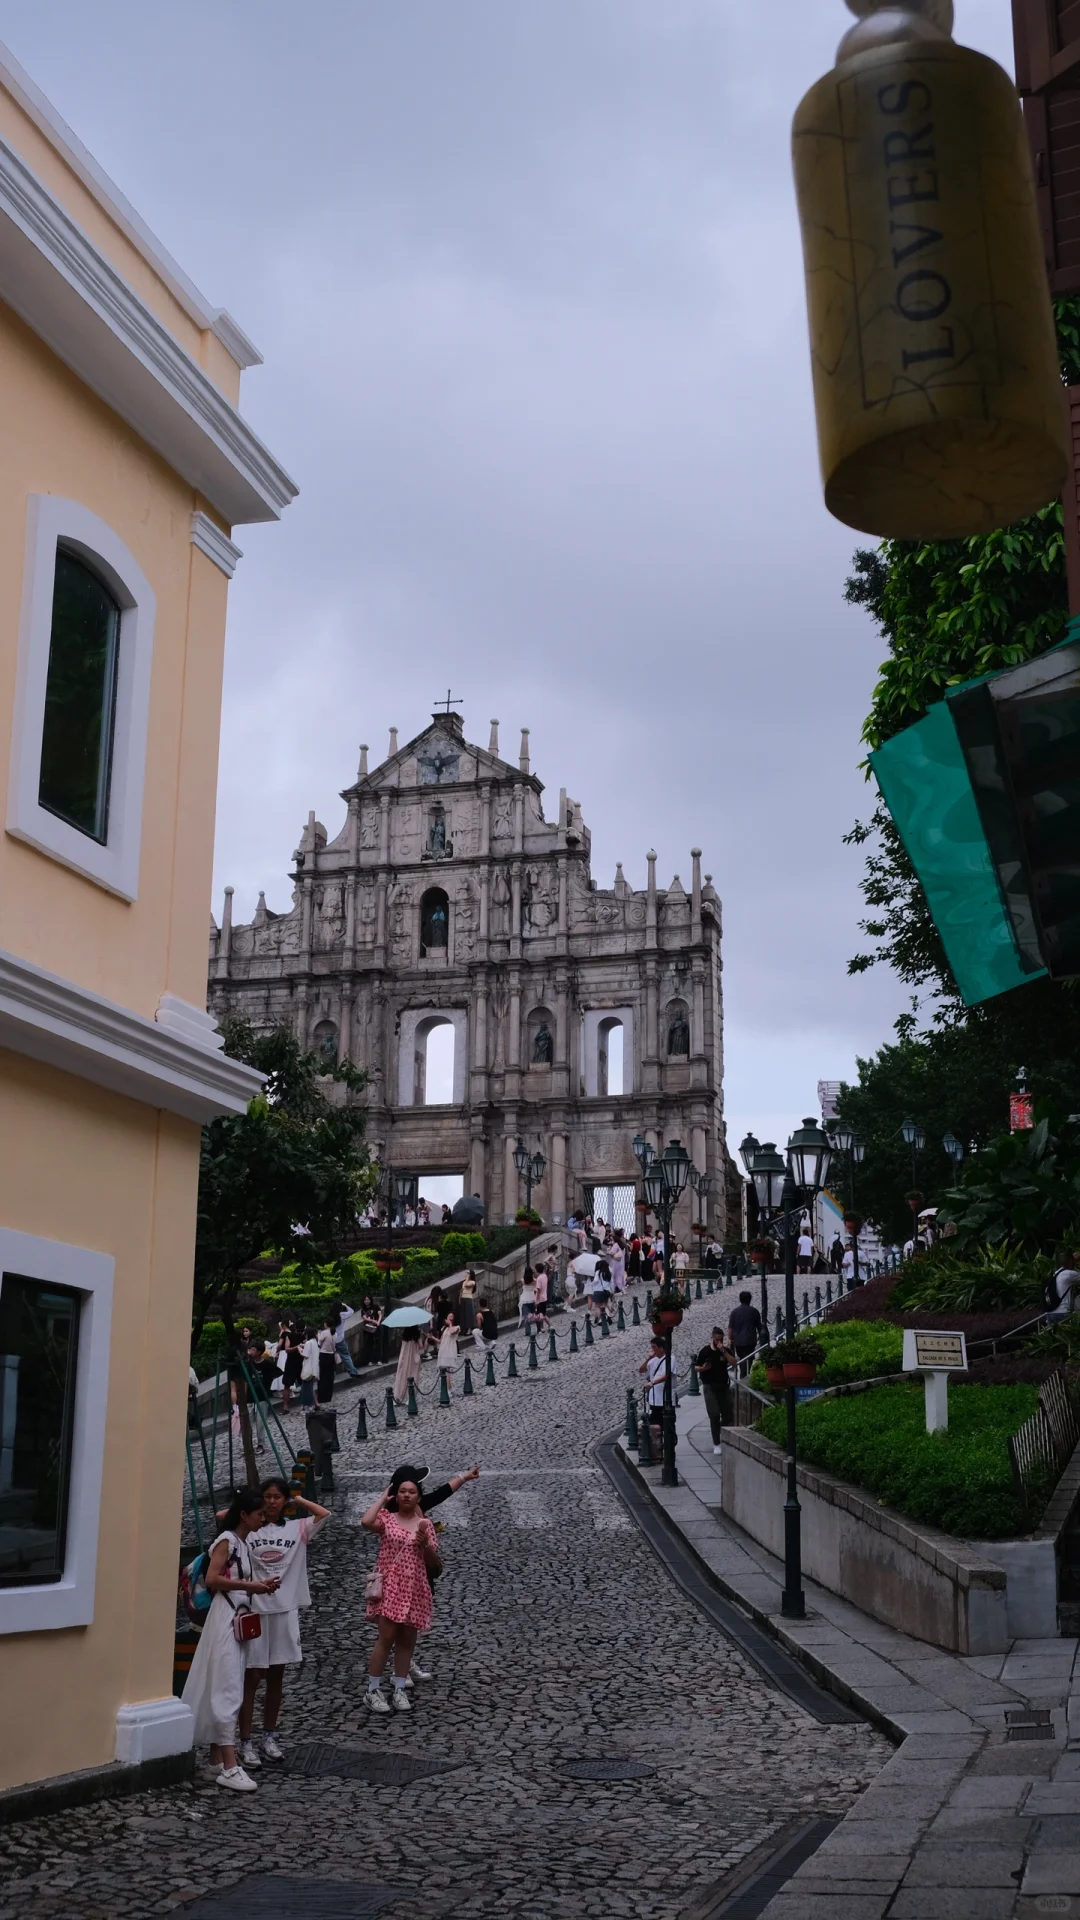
[191,1320,228,1377]
[890,1243,1051,1314]
[750,1319,903,1392]
[440,1231,487,1269]
[758,1381,1043,1538]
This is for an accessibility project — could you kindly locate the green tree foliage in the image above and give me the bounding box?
[834,300,1080,1235]
[193,1019,375,1351]
[938,1110,1080,1255]
[844,296,1080,1001]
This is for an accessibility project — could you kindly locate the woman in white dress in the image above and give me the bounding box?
[437,1310,460,1386]
[181,1487,280,1791]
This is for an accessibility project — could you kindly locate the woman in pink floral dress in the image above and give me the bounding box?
[361,1474,441,1713]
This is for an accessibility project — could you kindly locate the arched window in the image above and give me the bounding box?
[598,1016,624,1097]
[666,1000,690,1057]
[420,887,449,956]
[413,1016,455,1103]
[312,1019,338,1066]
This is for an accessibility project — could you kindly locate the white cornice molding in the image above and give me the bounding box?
[190,511,243,578]
[0,38,263,366]
[0,948,263,1123]
[0,133,297,525]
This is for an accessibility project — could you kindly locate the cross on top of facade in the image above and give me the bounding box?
[434,689,462,715]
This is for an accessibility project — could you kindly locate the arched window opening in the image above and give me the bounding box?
[666,1001,690,1057]
[598,1016,624,1097]
[420,887,449,956]
[414,1017,455,1104]
[312,1019,338,1067]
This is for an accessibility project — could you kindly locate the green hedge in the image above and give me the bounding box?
[441,1231,487,1268]
[750,1319,903,1391]
[758,1381,1044,1539]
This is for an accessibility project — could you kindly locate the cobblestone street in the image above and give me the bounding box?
[0,1292,890,1919]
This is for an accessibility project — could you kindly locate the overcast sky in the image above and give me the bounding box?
[5,1,1017,1153]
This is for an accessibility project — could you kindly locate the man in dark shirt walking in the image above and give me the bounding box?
[728,1291,763,1371]
[695,1327,735,1453]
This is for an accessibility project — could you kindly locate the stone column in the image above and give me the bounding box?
[691,958,707,1087]
[550,1126,567,1225]
[643,956,659,1094]
[479,867,490,952]
[215,886,234,980]
[557,857,568,955]
[554,965,570,1099]
[691,848,702,944]
[379,792,391,864]
[510,862,522,961]
[507,969,522,1099]
[480,781,492,858]
[513,783,524,855]
[471,975,489,1104]
[503,1120,519,1225]
[339,985,354,1063]
[375,877,388,961]
[469,1130,486,1201]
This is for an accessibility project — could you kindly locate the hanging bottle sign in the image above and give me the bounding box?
[792,0,1068,539]
[1009,1092,1034,1131]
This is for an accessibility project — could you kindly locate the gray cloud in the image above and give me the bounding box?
[5,0,1017,1149]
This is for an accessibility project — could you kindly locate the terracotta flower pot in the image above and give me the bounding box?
[653,1308,683,1331]
[782,1362,817,1386]
[765,1366,786,1388]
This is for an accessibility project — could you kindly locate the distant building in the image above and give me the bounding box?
[0,44,294,1797]
[210,711,728,1240]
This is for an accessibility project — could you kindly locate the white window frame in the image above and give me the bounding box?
[0,1226,114,1635]
[6,495,156,900]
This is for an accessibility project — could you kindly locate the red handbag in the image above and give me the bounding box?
[232,1607,261,1644]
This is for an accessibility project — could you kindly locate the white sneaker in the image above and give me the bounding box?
[205,1759,223,1777]
[261,1733,284,1761]
[217,1765,257,1792]
[713,1444,723,1455]
[365,1688,391,1714]
[391,1687,412,1711]
[402,1674,414,1690]
[238,1739,262,1768]
[410,1660,432,1681]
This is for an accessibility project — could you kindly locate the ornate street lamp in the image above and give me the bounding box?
[748,1140,785,1328]
[778,1121,831,1621]
[642,1138,691,1488]
[827,1121,867,1289]
[514,1138,546,1277]
[943,1132,964,1166]
[900,1118,926,1192]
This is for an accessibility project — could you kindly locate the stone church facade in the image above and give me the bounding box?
[208,711,727,1236]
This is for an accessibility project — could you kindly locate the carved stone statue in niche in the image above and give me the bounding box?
[522,865,554,934]
[668,1011,690,1057]
[430,809,447,854]
[490,870,511,937]
[532,1021,554,1064]
[492,793,513,841]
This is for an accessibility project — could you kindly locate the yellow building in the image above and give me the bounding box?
[0,44,295,1798]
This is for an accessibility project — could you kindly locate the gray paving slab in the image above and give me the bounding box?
[1025,1783,1080,1812]
[902,1843,1027,1886]
[889,1894,1017,1919]
[1023,1851,1080,1894]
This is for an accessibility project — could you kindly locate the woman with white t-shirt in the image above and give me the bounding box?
[796,1230,814,1276]
[237,1479,329,1767]
[181,1486,281,1791]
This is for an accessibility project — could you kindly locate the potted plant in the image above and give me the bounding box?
[514,1206,542,1229]
[749,1238,773,1266]
[762,1347,786,1389]
[651,1289,685,1331]
[373,1250,403,1273]
[772,1335,825,1386]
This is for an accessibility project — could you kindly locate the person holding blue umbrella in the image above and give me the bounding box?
[382,1304,433,1406]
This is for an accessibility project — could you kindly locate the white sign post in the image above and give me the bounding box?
[902,1329,968,1433]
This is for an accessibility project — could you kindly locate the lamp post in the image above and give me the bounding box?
[513,1139,547,1280]
[633,1132,656,1240]
[778,1118,832,1619]
[642,1138,691,1488]
[689,1165,712,1259]
[827,1120,867,1288]
[943,1131,963,1169]
[379,1164,418,1357]
[900,1118,926,1192]
[749,1141,787,1330]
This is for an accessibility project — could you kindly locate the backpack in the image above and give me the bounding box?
[179,1549,213,1628]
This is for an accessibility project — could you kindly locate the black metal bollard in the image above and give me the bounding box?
[584,1316,594,1348]
[355,1396,368,1442]
[407,1378,419,1417]
[507,1342,519,1378]
[485,1348,496,1386]
[569,1320,579,1353]
[463,1357,475,1396]
[439,1367,451,1406]
[528,1334,539,1370]
[548,1328,558,1362]
[631,1295,641,1326]
[626,1390,639,1451]
[616,1300,626,1331]
[385,1387,397,1430]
